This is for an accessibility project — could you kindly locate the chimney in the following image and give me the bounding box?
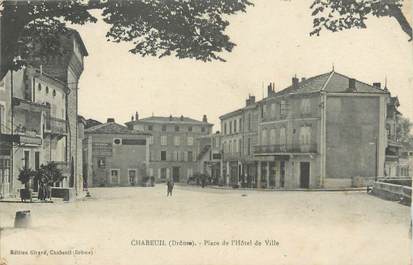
[107,118,115,123]
[373,82,381,89]
[135,111,139,121]
[349,78,356,91]
[301,77,306,82]
[267,83,273,96]
[250,95,255,104]
[202,114,208,122]
[292,76,299,89]
[169,115,173,121]
[131,115,134,121]
[180,115,184,121]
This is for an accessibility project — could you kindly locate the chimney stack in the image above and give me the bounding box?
[349,78,356,91]
[301,77,306,82]
[135,111,139,121]
[131,115,134,121]
[107,118,115,123]
[180,115,184,121]
[202,114,208,122]
[169,115,173,121]
[373,82,381,89]
[292,76,299,89]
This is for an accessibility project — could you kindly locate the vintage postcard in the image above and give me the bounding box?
[0,0,412,264]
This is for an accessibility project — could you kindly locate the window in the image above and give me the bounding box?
[229,121,232,134]
[248,113,251,131]
[238,139,242,153]
[149,168,154,178]
[161,168,167,179]
[280,127,286,145]
[224,123,227,135]
[187,136,193,146]
[280,100,288,117]
[187,168,193,178]
[234,120,237,133]
[97,158,105,168]
[161,151,167,161]
[188,126,192,132]
[271,103,276,117]
[239,118,242,132]
[247,138,251,155]
[270,129,276,144]
[0,159,10,184]
[38,83,42,91]
[174,136,180,146]
[46,86,49,94]
[173,151,180,161]
[110,170,119,184]
[113,138,121,145]
[161,135,167,146]
[149,136,154,145]
[148,125,153,131]
[215,137,220,148]
[301,99,311,114]
[0,104,5,134]
[262,104,267,118]
[162,125,167,132]
[52,89,56,97]
[201,126,205,133]
[175,126,180,132]
[187,151,193,162]
[261,129,268,145]
[299,126,311,145]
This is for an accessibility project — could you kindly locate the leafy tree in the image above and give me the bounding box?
[17,167,36,189]
[0,0,252,80]
[36,162,65,186]
[310,0,412,40]
[397,116,413,144]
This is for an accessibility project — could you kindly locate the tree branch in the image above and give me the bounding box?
[388,4,412,41]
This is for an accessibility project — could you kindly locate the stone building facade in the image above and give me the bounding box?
[83,119,150,187]
[0,29,87,198]
[125,114,213,183]
[218,71,392,189]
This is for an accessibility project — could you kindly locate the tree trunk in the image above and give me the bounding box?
[389,4,412,41]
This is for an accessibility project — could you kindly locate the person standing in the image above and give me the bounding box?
[166,177,174,196]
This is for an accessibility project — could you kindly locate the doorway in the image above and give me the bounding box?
[33,152,40,192]
[280,161,285,188]
[128,169,137,186]
[172,167,180,182]
[300,162,310,188]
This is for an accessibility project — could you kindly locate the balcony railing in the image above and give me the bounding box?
[45,117,67,136]
[254,144,317,154]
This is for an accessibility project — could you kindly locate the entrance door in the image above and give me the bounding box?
[300,162,310,188]
[172,167,180,182]
[280,161,285,188]
[33,152,40,192]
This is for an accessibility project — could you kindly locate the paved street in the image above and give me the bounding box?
[0,185,410,265]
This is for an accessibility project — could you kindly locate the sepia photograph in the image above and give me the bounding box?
[0,0,412,264]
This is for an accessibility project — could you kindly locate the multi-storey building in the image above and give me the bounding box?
[125,113,213,183]
[218,70,394,189]
[83,118,150,187]
[219,95,261,187]
[0,29,88,198]
[254,71,388,189]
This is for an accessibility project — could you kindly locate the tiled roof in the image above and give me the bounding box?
[275,71,388,96]
[125,116,212,126]
[85,122,150,135]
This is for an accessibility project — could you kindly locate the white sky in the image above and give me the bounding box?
[72,0,413,131]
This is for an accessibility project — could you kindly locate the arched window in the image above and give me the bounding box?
[46,86,49,94]
[52,89,56,97]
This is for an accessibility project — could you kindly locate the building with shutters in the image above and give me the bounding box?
[0,29,88,198]
[125,113,213,183]
[219,70,394,189]
[83,118,151,187]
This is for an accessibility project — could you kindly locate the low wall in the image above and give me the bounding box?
[371,182,411,206]
[51,187,76,201]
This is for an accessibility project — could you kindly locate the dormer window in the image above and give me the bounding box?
[46,86,49,94]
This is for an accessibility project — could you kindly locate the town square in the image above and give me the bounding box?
[0,1,412,264]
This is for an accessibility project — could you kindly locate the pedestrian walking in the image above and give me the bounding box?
[166,177,174,196]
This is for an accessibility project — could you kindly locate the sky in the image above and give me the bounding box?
[72,0,413,132]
